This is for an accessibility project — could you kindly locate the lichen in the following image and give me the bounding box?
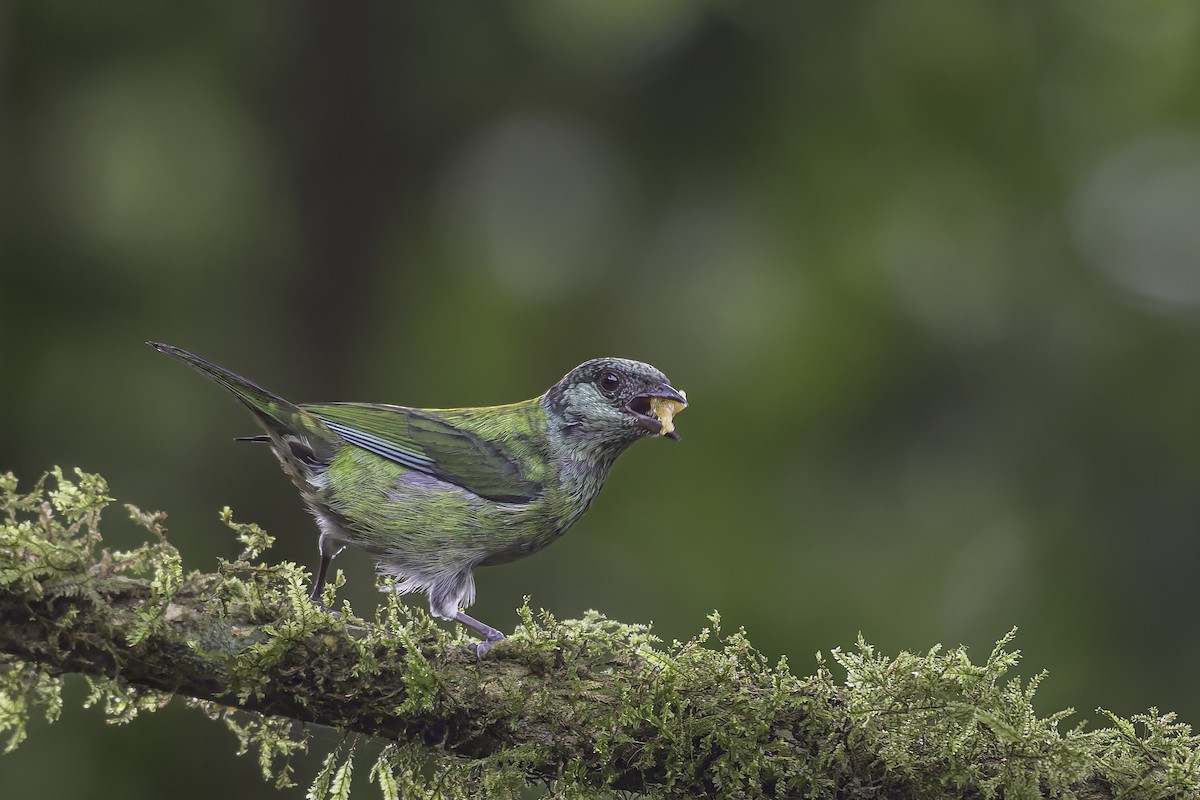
[214,706,309,789]
[82,674,172,725]
[3,468,1200,799]
[0,661,63,753]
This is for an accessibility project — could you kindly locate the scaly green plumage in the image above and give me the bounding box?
[148,342,686,655]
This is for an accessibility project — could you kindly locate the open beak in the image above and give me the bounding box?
[625,384,688,440]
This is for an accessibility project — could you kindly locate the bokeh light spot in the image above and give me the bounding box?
[437,114,631,302]
[1073,132,1200,312]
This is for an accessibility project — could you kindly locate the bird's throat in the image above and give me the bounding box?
[546,424,633,529]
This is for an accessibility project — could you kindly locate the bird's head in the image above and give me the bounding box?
[544,357,687,450]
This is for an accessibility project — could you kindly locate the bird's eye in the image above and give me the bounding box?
[596,370,621,397]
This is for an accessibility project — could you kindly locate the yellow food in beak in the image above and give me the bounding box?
[649,393,687,437]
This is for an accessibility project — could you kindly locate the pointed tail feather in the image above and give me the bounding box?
[147,342,339,460]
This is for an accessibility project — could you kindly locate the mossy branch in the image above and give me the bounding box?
[2,469,1200,799]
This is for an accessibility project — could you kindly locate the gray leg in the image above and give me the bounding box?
[309,532,342,611]
[309,553,333,606]
[455,612,506,657]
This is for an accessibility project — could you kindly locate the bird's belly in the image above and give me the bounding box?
[320,455,561,568]
[476,525,567,566]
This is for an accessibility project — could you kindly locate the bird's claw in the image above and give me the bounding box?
[463,634,505,660]
[464,641,490,659]
[310,596,342,619]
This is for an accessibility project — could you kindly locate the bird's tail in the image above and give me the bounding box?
[148,342,340,461]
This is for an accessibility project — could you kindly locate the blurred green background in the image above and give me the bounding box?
[6,1,1200,796]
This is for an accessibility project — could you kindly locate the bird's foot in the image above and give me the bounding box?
[463,633,505,659]
[309,594,342,619]
[455,611,506,659]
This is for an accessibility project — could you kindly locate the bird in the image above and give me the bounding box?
[147,342,687,656]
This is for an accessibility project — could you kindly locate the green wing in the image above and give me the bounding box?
[304,402,541,504]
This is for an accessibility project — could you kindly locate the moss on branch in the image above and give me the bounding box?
[1,468,1198,798]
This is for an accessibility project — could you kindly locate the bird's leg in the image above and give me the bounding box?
[308,532,342,614]
[455,612,506,658]
[309,553,332,607]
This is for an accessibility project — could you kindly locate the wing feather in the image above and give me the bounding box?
[305,403,540,504]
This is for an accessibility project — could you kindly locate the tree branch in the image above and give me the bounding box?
[2,468,1198,798]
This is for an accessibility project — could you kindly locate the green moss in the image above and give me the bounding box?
[3,468,1200,798]
[219,711,309,789]
[0,662,63,753]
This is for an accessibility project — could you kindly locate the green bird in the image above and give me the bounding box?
[148,342,687,656]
